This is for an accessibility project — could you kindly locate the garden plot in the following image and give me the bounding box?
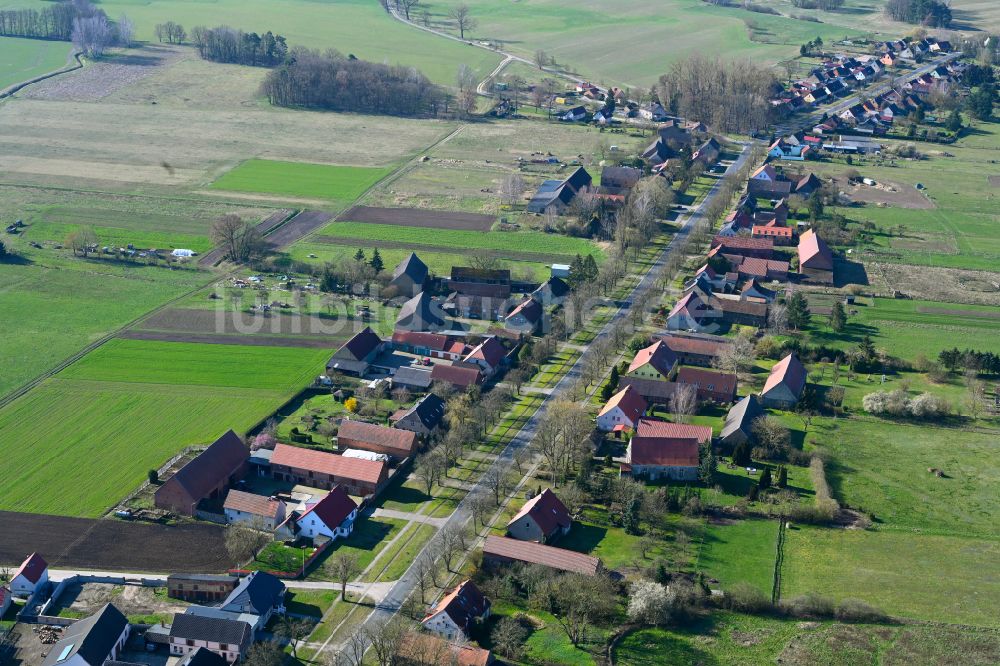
[342,206,495,231]
[830,176,935,209]
[48,582,188,623]
[20,44,187,101]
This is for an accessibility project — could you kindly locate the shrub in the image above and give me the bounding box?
[783,592,835,618]
[147,469,158,484]
[723,582,773,613]
[835,598,888,623]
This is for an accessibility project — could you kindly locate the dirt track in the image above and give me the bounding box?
[343,205,495,231]
[0,511,230,572]
[265,210,334,249]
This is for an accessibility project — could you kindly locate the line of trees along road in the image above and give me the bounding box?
[261,48,445,116]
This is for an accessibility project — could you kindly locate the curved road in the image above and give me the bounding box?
[334,143,751,655]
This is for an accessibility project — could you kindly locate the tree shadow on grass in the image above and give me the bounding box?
[560,522,607,555]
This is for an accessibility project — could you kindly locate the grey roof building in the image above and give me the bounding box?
[327,326,384,376]
[169,613,252,662]
[393,393,446,436]
[220,571,286,617]
[389,252,429,297]
[396,292,449,332]
[177,648,229,666]
[42,603,130,666]
[719,394,765,448]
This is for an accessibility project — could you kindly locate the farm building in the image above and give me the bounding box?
[154,430,249,517]
[167,574,238,604]
[327,327,385,376]
[280,486,358,542]
[42,603,130,666]
[532,276,570,306]
[168,613,252,663]
[422,580,491,642]
[177,648,230,666]
[389,252,429,297]
[9,551,48,596]
[675,366,737,403]
[798,229,835,283]
[760,353,807,408]
[504,296,544,334]
[526,167,592,214]
[710,235,774,259]
[396,292,449,332]
[0,586,10,618]
[666,292,715,333]
[657,333,732,368]
[337,420,418,460]
[391,331,467,360]
[270,443,388,497]
[506,489,572,543]
[463,336,508,377]
[391,393,446,436]
[430,362,483,390]
[596,385,647,432]
[623,437,700,482]
[482,536,603,576]
[390,365,433,390]
[600,166,642,193]
[223,489,286,530]
[719,394,765,449]
[397,633,494,666]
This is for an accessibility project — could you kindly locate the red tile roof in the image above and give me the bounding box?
[483,536,602,576]
[431,362,482,388]
[752,225,794,238]
[13,552,47,584]
[738,257,789,279]
[676,367,737,397]
[762,353,807,398]
[465,336,506,368]
[659,335,732,358]
[223,489,284,520]
[628,340,677,376]
[271,444,386,485]
[391,330,451,352]
[711,236,775,252]
[398,634,493,666]
[629,437,700,467]
[798,229,834,270]
[634,418,712,444]
[507,489,572,538]
[598,385,647,424]
[668,292,703,319]
[299,485,357,530]
[337,420,418,457]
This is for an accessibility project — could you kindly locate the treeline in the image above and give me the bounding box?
[884,0,951,28]
[652,56,780,134]
[0,0,103,41]
[190,26,288,67]
[791,0,844,9]
[261,48,445,116]
[939,348,1000,375]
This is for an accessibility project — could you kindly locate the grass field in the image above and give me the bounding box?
[698,519,779,595]
[211,160,392,203]
[0,253,211,399]
[0,0,501,87]
[0,340,327,517]
[0,36,70,89]
[782,526,1000,627]
[615,611,1000,665]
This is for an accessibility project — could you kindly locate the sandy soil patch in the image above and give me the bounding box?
[50,582,188,618]
[831,176,935,209]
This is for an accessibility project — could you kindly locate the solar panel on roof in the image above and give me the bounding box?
[57,644,74,662]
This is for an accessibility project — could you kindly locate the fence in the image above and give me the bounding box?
[21,575,167,625]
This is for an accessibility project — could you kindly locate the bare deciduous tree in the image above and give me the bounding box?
[328,552,360,601]
[449,4,476,39]
[469,492,492,527]
[398,0,420,20]
[498,173,526,207]
[224,519,270,566]
[211,214,267,264]
[439,522,468,571]
[117,14,135,47]
[364,617,407,666]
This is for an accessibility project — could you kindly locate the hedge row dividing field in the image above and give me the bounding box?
[210,159,393,203]
[0,340,330,517]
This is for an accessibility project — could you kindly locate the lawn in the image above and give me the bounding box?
[697,519,779,596]
[487,600,606,666]
[0,36,70,89]
[60,338,329,391]
[807,417,1000,537]
[310,517,406,582]
[0,338,326,517]
[614,611,1000,665]
[210,160,392,203]
[0,378,285,517]
[782,526,1000,627]
[0,254,211,399]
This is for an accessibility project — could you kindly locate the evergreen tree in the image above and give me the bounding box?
[699,441,717,484]
[945,109,962,133]
[967,86,996,121]
[623,497,641,535]
[747,485,760,501]
[600,379,615,402]
[583,254,599,281]
[786,292,811,330]
[608,364,619,391]
[353,248,365,262]
[0,240,6,260]
[568,253,584,285]
[807,192,824,221]
[829,301,847,333]
[370,248,384,273]
[732,440,752,467]
[777,465,788,489]
[758,467,772,490]
[858,336,877,365]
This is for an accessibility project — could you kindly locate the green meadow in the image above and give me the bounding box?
[0,339,328,516]
[0,36,70,89]
[210,160,392,203]
[698,519,780,595]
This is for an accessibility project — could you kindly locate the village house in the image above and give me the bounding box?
[392,393,446,437]
[270,443,388,497]
[42,603,130,666]
[337,420,418,460]
[177,648,230,666]
[395,292,449,332]
[504,296,544,334]
[675,366,737,403]
[397,633,494,666]
[326,327,385,376]
[658,333,733,368]
[168,613,252,663]
[154,430,249,517]
[532,276,570,307]
[760,353,808,408]
[431,362,483,391]
[482,536,603,576]
[389,252,429,297]
[463,336,507,377]
[626,339,679,382]
[391,331,467,361]
[693,137,722,164]
[747,164,793,197]
[9,551,48,596]
[798,228,835,283]
[506,489,573,543]
[740,278,776,303]
[666,292,716,332]
[752,224,795,244]
[719,394,766,449]
[0,586,10,619]
[596,385,647,432]
[180,571,285,640]
[642,137,676,166]
[167,575,238,604]
[621,418,712,482]
[422,580,491,642]
[223,489,286,530]
[283,485,358,542]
